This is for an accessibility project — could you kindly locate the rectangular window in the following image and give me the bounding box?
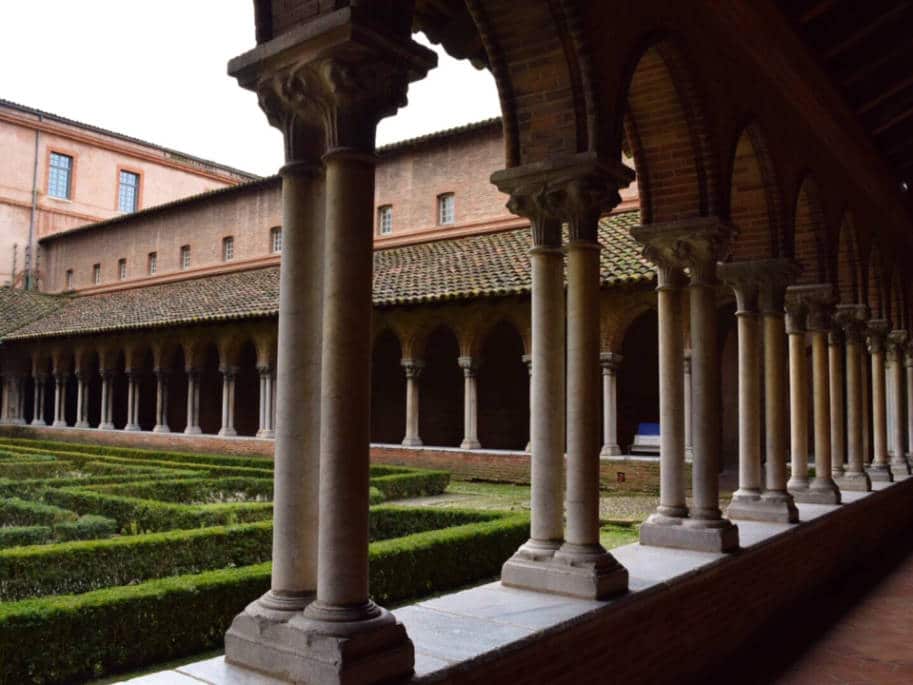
[180,245,191,270]
[378,205,393,235]
[92,263,101,285]
[65,269,73,290]
[148,251,157,275]
[118,258,127,280]
[48,152,73,199]
[222,236,234,261]
[270,226,282,253]
[438,193,455,225]
[118,170,140,213]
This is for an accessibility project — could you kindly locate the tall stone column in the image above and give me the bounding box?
[867,320,893,482]
[184,369,202,435]
[684,350,694,462]
[224,18,434,683]
[256,365,275,439]
[906,346,913,460]
[829,327,846,480]
[600,352,623,457]
[887,330,910,476]
[721,259,800,522]
[458,357,481,449]
[634,218,737,552]
[31,373,45,426]
[835,305,872,491]
[52,371,67,427]
[74,370,89,428]
[522,354,532,452]
[98,370,114,430]
[862,352,872,464]
[401,359,423,447]
[124,371,140,431]
[805,292,841,503]
[153,369,170,433]
[218,367,237,437]
[785,295,810,495]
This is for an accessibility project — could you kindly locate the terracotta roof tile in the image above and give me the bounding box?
[0,288,67,339]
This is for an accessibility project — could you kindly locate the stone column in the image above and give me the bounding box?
[887,330,910,476]
[829,327,846,480]
[225,23,433,683]
[124,371,140,431]
[634,218,737,552]
[31,374,45,426]
[906,346,913,460]
[785,295,809,495]
[218,367,237,437]
[184,369,202,434]
[684,350,694,463]
[600,352,623,457]
[862,352,872,464]
[52,371,67,427]
[721,259,800,521]
[805,293,841,503]
[74,370,89,428]
[153,370,170,433]
[867,320,893,482]
[401,359,423,447]
[458,357,481,449]
[99,370,114,430]
[522,354,532,452]
[835,305,872,491]
[256,365,275,439]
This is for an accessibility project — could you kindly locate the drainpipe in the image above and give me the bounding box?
[26,116,41,290]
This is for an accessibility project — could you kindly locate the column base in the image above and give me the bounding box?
[98,422,115,431]
[29,420,46,427]
[124,424,141,432]
[640,516,739,553]
[152,425,171,434]
[501,540,627,600]
[401,437,423,447]
[218,427,238,437]
[52,421,67,428]
[600,444,622,457]
[890,459,911,477]
[792,478,841,505]
[256,429,275,439]
[837,470,872,492]
[787,476,809,498]
[727,490,799,523]
[75,421,90,429]
[184,425,202,435]
[225,599,413,685]
[460,439,481,450]
[867,464,895,482]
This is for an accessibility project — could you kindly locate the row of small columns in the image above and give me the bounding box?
[15,366,276,439]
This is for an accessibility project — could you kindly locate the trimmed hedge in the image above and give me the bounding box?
[85,477,274,504]
[0,513,529,684]
[0,526,52,549]
[371,469,450,500]
[0,498,77,527]
[53,515,117,543]
[0,461,75,480]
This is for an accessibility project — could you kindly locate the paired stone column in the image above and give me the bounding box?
[74,370,89,428]
[498,155,630,597]
[458,357,481,449]
[184,369,202,434]
[785,294,810,495]
[256,365,275,439]
[684,350,694,462]
[720,259,800,522]
[887,330,910,476]
[862,353,872,464]
[867,320,894,482]
[634,218,738,552]
[224,16,434,683]
[906,347,913,460]
[124,370,140,431]
[218,367,237,437]
[153,370,170,433]
[522,354,532,452]
[600,353,623,456]
[835,305,871,490]
[52,371,67,427]
[829,326,846,480]
[401,359,423,447]
[98,370,114,430]
[806,291,841,503]
[31,373,46,426]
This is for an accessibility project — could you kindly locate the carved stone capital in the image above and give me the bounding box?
[828,325,844,347]
[257,364,274,376]
[401,358,425,380]
[600,352,623,374]
[458,356,480,377]
[887,330,908,361]
[867,319,891,354]
[905,344,913,368]
[785,284,835,333]
[631,217,733,288]
[718,258,801,315]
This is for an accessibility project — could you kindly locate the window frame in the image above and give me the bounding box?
[437,193,455,226]
[378,205,393,235]
[47,149,76,201]
[270,226,282,253]
[65,269,74,290]
[118,258,127,281]
[147,251,157,275]
[116,167,142,213]
[92,263,101,286]
[222,236,235,262]
[180,245,191,270]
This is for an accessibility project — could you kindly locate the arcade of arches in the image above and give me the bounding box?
[3,1,913,684]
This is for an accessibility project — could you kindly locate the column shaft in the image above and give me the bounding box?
[401,361,423,447]
[808,328,840,502]
[906,354,913,458]
[829,334,846,479]
[600,354,622,457]
[459,359,480,449]
[735,310,762,497]
[787,331,809,490]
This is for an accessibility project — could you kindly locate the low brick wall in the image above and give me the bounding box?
[421,478,913,685]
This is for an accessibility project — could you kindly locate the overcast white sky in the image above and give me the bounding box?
[0,1,501,176]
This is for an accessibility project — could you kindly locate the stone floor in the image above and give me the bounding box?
[123,485,886,684]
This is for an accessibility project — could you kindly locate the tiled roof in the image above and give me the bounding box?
[4,211,653,341]
[0,288,67,340]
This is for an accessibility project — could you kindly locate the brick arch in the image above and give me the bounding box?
[371,327,406,444]
[621,37,715,224]
[866,243,888,320]
[835,211,864,305]
[602,296,655,353]
[790,173,829,285]
[889,269,906,329]
[469,309,531,358]
[727,122,786,262]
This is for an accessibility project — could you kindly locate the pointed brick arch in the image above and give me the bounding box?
[791,174,829,285]
[727,123,785,261]
[835,211,864,305]
[866,243,888,319]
